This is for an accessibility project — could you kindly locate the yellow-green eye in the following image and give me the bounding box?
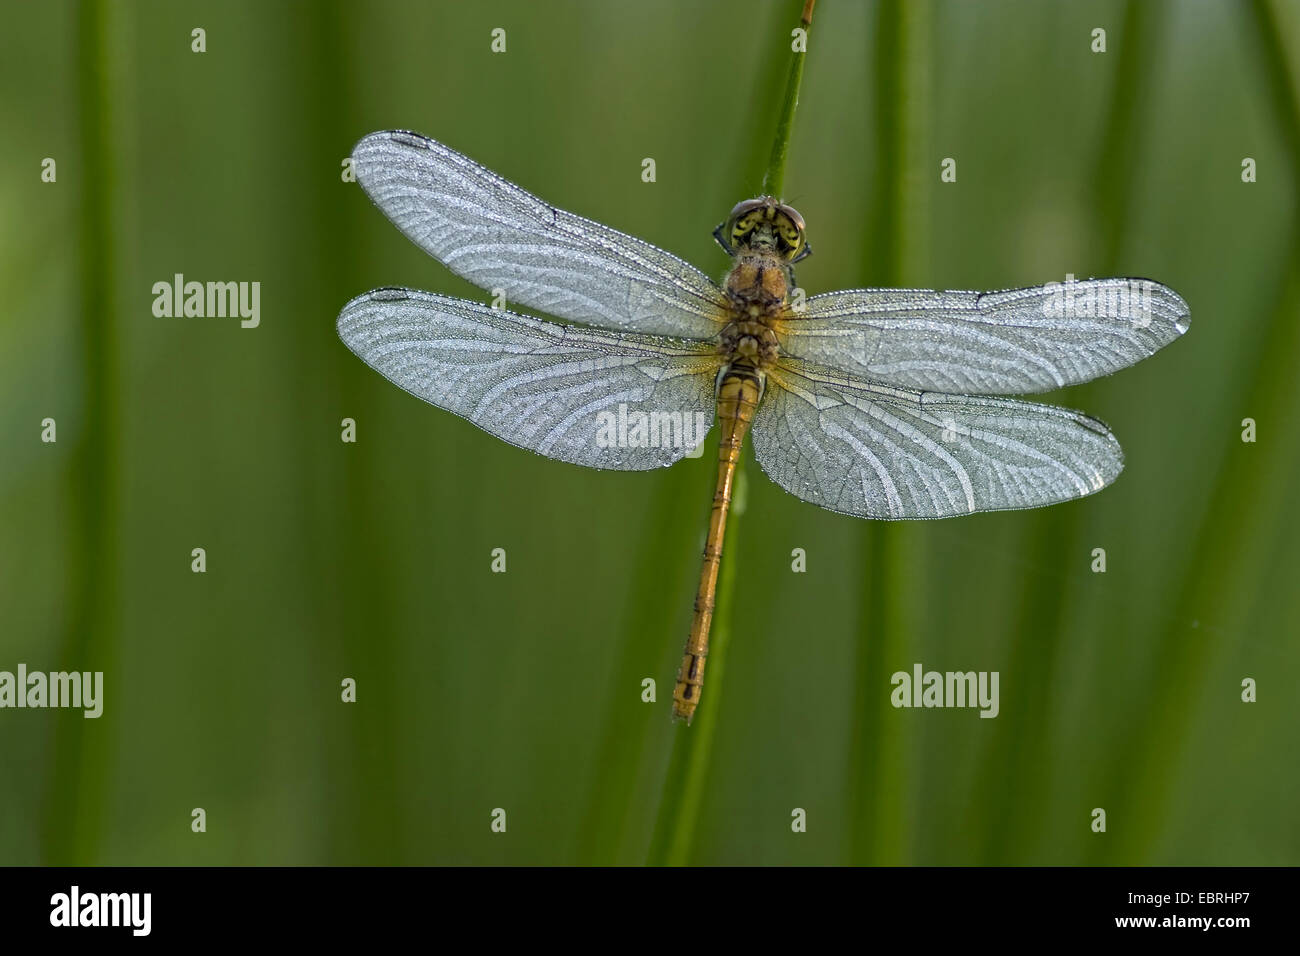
[731,213,756,241]
[718,199,809,260]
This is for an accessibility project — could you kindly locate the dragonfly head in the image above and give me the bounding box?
[714,197,811,263]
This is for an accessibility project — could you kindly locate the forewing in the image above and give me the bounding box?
[774,279,1189,394]
[751,361,1123,519]
[338,289,719,470]
[352,130,728,340]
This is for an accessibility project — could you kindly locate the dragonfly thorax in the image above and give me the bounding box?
[719,317,780,368]
[724,252,794,318]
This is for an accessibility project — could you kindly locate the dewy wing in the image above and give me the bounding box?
[351,130,729,340]
[756,361,1123,520]
[337,288,718,471]
[773,281,1190,394]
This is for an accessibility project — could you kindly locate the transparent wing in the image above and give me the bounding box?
[338,289,719,470]
[773,278,1189,394]
[351,130,728,340]
[751,360,1123,519]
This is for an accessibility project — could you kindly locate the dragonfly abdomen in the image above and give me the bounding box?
[672,365,764,723]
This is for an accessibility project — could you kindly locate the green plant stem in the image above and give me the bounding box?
[45,0,122,864]
[648,0,814,866]
[761,0,815,199]
[646,470,746,865]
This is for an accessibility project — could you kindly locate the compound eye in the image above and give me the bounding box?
[776,217,804,257]
[731,212,757,241]
[776,203,806,231]
[729,198,766,220]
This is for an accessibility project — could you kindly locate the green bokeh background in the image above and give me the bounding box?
[2,0,1297,865]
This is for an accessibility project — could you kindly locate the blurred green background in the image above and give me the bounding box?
[1,0,1297,865]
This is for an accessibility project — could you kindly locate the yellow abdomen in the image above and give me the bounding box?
[672,366,763,722]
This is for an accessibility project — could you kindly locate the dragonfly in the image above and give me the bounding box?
[337,130,1189,723]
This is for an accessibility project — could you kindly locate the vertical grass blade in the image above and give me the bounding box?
[762,0,816,199]
[646,470,747,865]
[43,0,124,864]
[298,0,406,864]
[648,0,814,866]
